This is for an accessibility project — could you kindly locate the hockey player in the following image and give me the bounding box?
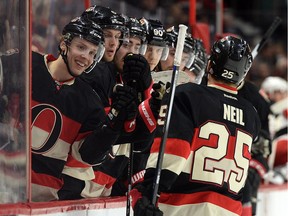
[113,17,147,73]
[57,7,139,200]
[79,16,156,198]
[80,5,129,107]
[130,36,261,216]
[58,8,164,199]
[139,18,169,71]
[83,5,129,63]
[156,26,195,72]
[152,26,206,86]
[183,39,208,84]
[201,34,271,216]
[31,16,137,201]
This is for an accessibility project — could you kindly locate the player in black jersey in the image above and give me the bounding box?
[238,80,271,216]
[130,36,261,216]
[200,34,272,216]
[80,5,129,107]
[59,6,164,199]
[140,18,169,72]
[155,25,195,73]
[31,16,137,201]
[78,16,154,198]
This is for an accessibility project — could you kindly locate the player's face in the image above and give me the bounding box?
[114,37,142,72]
[160,47,175,71]
[66,37,98,76]
[103,29,122,62]
[144,45,164,71]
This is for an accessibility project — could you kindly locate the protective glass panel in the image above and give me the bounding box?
[0,0,29,203]
[32,0,86,56]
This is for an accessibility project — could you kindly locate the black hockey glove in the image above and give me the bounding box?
[252,130,271,158]
[122,53,152,103]
[107,84,137,131]
[134,196,163,216]
[149,81,166,119]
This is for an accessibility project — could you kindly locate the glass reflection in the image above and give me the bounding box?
[0,0,28,203]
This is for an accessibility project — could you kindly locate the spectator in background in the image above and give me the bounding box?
[261,76,288,185]
[126,0,166,22]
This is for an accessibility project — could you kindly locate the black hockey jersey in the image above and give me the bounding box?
[133,82,261,216]
[31,52,120,201]
[60,61,156,199]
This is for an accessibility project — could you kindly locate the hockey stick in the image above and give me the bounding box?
[251,16,282,59]
[151,24,188,205]
[126,143,134,216]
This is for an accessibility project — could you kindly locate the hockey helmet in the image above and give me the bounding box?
[126,17,146,44]
[139,18,168,60]
[62,16,105,73]
[166,26,196,68]
[125,17,147,55]
[209,35,253,85]
[81,5,129,41]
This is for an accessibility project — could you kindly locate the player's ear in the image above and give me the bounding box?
[206,59,212,73]
[59,40,67,52]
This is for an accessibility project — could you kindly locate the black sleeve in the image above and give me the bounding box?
[238,81,270,133]
[79,124,120,165]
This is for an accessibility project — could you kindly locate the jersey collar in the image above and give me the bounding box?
[208,83,238,95]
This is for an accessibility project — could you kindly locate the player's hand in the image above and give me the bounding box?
[122,53,152,97]
[149,81,167,119]
[252,130,271,158]
[134,196,163,216]
[107,84,137,131]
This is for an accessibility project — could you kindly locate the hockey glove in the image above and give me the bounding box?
[149,81,166,119]
[122,53,152,103]
[138,81,168,133]
[252,130,271,158]
[108,84,137,131]
[134,196,163,216]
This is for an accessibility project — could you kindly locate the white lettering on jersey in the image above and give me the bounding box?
[132,170,146,184]
[141,102,155,126]
[223,104,245,126]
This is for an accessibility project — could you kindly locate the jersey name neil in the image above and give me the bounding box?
[223,104,245,126]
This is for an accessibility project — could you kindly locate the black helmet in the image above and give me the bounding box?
[126,17,146,44]
[61,16,105,73]
[166,26,194,53]
[209,36,253,84]
[166,26,195,68]
[62,16,104,46]
[139,18,168,60]
[124,17,147,55]
[139,18,167,47]
[81,5,129,41]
